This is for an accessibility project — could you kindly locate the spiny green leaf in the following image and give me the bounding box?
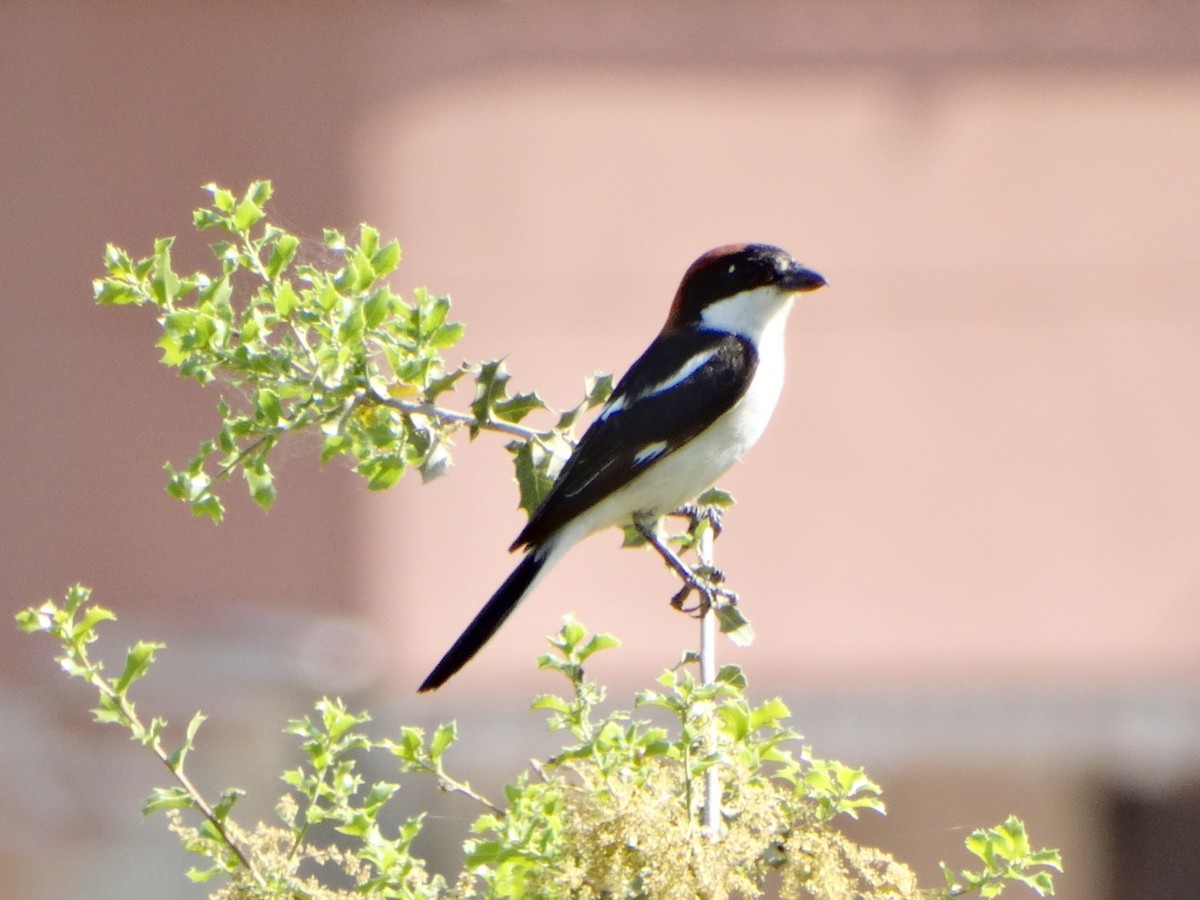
[166,711,207,772]
[715,602,754,646]
[530,694,572,714]
[509,439,558,517]
[265,233,300,280]
[584,372,614,408]
[191,493,224,524]
[620,523,647,547]
[412,288,446,333]
[143,786,195,816]
[695,486,735,509]
[430,321,465,349]
[361,455,404,491]
[15,602,58,634]
[91,691,123,725]
[93,277,142,306]
[364,287,393,329]
[337,299,366,343]
[193,207,222,231]
[244,463,276,511]
[429,722,456,759]
[426,365,468,402]
[185,865,227,884]
[102,242,132,274]
[717,703,751,740]
[149,237,181,306]
[207,184,236,213]
[245,180,273,206]
[470,359,512,429]
[115,641,165,693]
[748,697,790,730]
[357,224,380,259]
[371,238,401,276]
[156,332,186,367]
[1029,848,1064,869]
[319,698,368,740]
[323,228,346,252]
[211,787,245,822]
[253,388,283,427]
[321,432,351,463]
[73,604,117,640]
[232,198,264,232]
[714,664,747,690]
[493,391,546,425]
[578,633,621,661]
[272,279,299,317]
[418,439,451,483]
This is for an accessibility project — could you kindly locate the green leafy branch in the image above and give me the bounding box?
[279,702,445,897]
[94,180,572,521]
[942,817,1063,898]
[15,586,264,888]
[386,723,503,816]
[18,587,1060,898]
[93,181,745,639]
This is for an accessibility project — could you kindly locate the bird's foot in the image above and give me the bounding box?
[636,517,737,616]
[673,503,724,536]
[669,568,738,617]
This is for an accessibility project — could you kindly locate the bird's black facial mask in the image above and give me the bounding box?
[670,244,819,328]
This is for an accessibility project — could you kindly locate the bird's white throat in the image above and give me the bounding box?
[698,285,795,343]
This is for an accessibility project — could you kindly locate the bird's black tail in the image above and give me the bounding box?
[418,549,548,692]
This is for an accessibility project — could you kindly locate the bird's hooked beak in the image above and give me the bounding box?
[779,261,827,293]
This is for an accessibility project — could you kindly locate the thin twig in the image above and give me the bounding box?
[214,432,275,482]
[435,771,504,816]
[96,681,263,884]
[377,395,538,441]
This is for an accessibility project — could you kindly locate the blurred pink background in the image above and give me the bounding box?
[4,3,1200,897]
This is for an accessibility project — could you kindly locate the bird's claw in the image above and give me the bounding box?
[674,503,724,536]
[668,570,738,617]
[670,583,700,613]
[637,514,736,617]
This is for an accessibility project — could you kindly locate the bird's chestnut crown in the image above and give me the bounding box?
[667,243,825,329]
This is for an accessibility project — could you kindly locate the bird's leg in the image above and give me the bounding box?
[634,515,738,616]
[679,504,739,609]
[634,516,697,586]
[667,504,732,596]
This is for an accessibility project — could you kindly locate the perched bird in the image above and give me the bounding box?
[418,243,826,692]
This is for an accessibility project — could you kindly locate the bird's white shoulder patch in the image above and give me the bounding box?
[597,393,628,421]
[598,348,719,421]
[644,349,719,399]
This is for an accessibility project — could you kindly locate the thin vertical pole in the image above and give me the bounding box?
[696,522,721,840]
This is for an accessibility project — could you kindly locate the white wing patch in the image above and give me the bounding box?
[633,441,669,465]
[648,348,719,397]
[596,393,628,421]
[597,348,719,421]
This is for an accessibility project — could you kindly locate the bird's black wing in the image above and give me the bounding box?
[511,329,757,550]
